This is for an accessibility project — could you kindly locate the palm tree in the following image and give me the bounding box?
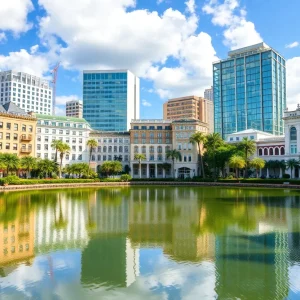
[0,153,20,176]
[204,133,223,179]
[57,142,71,178]
[250,157,265,178]
[189,132,206,178]
[286,159,298,178]
[238,137,256,178]
[87,139,98,174]
[166,149,181,179]
[279,160,286,178]
[229,155,246,179]
[134,154,146,178]
[20,156,37,178]
[51,140,63,162]
[37,159,56,178]
[161,162,172,178]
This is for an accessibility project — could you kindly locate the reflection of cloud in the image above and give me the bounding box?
[289,265,300,292]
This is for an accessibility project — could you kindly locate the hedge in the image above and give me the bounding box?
[0,178,100,186]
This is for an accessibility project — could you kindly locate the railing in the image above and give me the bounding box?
[21,148,32,153]
[21,134,32,141]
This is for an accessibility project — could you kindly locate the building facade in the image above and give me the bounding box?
[213,43,286,138]
[66,100,83,118]
[88,131,130,172]
[36,115,91,167]
[204,86,213,101]
[83,70,140,131]
[0,70,53,115]
[163,96,214,133]
[130,120,173,179]
[0,102,37,160]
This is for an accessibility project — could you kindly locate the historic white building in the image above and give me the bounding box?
[36,114,92,167]
[0,70,53,115]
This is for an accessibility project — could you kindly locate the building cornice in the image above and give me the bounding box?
[0,112,37,121]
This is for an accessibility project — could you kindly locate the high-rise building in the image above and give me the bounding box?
[163,96,214,133]
[83,70,140,131]
[204,86,213,101]
[0,70,53,115]
[213,43,286,138]
[66,100,83,118]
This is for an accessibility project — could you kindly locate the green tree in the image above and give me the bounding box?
[20,156,37,178]
[134,154,146,178]
[51,139,63,162]
[166,149,182,178]
[250,157,266,178]
[37,159,56,178]
[100,161,113,177]
[204,133,223,179]
[286,159,298,178]
[87,139,98,175]
[229,155,246,178]
[237,137,256,178]
[279,160,286,177]
[0,153,20,176]
[57,142,71,178]
[189,132,206,178]
[215,144,238,177]
[111,161,123,176]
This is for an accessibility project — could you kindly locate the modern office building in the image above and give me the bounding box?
[213,43,286,138]
[0,102,37,162]
[0,70,53,115]
[204,86,213,101]
[83,70,140,132]
[36,115,91,167]
[163,96,214,133]
[66,100,83,118]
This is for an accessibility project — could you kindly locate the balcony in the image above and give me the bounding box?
[21,147,32,154]
[21,134,32,142]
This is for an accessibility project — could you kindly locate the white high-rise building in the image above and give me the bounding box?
[66,100,83,118]
[204,86,213,101]
[0,70,53,115]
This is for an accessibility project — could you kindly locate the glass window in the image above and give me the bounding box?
[290,127,297,141]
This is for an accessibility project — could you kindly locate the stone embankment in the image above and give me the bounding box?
[0,181,300,192]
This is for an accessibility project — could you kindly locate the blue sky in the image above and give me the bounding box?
[1,0,300,118]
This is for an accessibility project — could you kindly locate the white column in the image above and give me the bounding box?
[279,168,282,178]
[267,168,269,178]
[146,164,149,178]
[163,168,165,178]
[155,164,158,178]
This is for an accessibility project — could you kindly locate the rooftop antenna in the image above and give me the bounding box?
[51,62,60,115]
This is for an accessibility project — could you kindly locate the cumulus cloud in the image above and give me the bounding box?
[55,95,81,105]
[286,57,300,110]
[30,45,39,54]
[0,49,49,77]
[55,106,66,116]
[285,41,299,49]
[0,32,6,42]
[0,0,34,34]
[203,0,262,50]
[142,99,152,107]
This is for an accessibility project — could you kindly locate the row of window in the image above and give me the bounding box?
[37,153,83,160]
[95,138,130,144]
[258,147,285,156]
[132,125,171,130]
[94,146,129,153]
[0,133,31,141]
[37,136,83,143]
[133,138,171,144]
[38,121,85,128]
[37,144,84,152]
[134,132,170,138]
[91,154,129,162]
[0,142,31,151]
[134,146,169,154]
[3,244,30,256]
[0,123,33,132]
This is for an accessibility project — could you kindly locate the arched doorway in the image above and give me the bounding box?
[178,167,191,179]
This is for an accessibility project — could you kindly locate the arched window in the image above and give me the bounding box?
[280,147,285,155]
[157,146,162,153]
[258,148,263,156]
[103,146,107,153]
[275,147,279,155]
[134,146,139,153]
[290,127,297,141]
[269,148,274,155]
[150,146,154,153]
[142,146,146,153]
[264,148,268,156]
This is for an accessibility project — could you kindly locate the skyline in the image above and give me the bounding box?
[1,0,300,118]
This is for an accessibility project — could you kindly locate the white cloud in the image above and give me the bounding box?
[286,57,300,110]
[142,99,152,107]
[55,95,81,105]
[30,45,39,54]
[0,0,34,34]
[186,0,196,14]
[55,105,66,116]
[203,0,262,50]
[285,41,299,49]
[0,32,6,42]
[0,49,49,77]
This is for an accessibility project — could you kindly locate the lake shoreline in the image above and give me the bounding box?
[1,181,300,192]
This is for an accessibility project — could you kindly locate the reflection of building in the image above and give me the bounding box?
[0,207,35,269]
[82,190,139,287]
[34,194,89,254]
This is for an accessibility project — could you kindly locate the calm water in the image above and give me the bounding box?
[0,186,300,300]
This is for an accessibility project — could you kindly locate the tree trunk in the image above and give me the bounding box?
[256,168,259,178]
[173,159,175,179]
[236,168,238,179]
[198,142,205,178]
[60,156,63,178]
[139,161,141,179]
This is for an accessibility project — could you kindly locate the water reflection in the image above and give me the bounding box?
[0,187,299,299]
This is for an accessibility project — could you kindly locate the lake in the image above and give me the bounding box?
[0,186,299,299]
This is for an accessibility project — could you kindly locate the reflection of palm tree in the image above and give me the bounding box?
[53,194,68,230]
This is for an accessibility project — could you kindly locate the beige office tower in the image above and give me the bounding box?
[66,100,83,118]
[163,96,214,133]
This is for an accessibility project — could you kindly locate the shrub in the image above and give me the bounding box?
[120,174,132,182]
[283,174,290,179]
[0,175,20,186]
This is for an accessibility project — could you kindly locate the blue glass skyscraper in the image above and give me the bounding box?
[83,70,140,131]
[213,43,286,138]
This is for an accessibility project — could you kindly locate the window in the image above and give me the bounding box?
[13,144,17,150]
[134,146,139,153]
[291,144,297,154]
[6,133,10,140]
[0,122,2,128]
[290,127,297,141]
[14,124,18,130]
[22,125,26,131]
[7,123,11,130]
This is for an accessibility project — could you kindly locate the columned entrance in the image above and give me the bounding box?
[178,167,191,179]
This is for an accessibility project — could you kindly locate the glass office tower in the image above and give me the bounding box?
[83,70,140,131]
[213,43,286,138]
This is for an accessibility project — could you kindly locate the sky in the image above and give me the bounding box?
[1,0,300,118]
